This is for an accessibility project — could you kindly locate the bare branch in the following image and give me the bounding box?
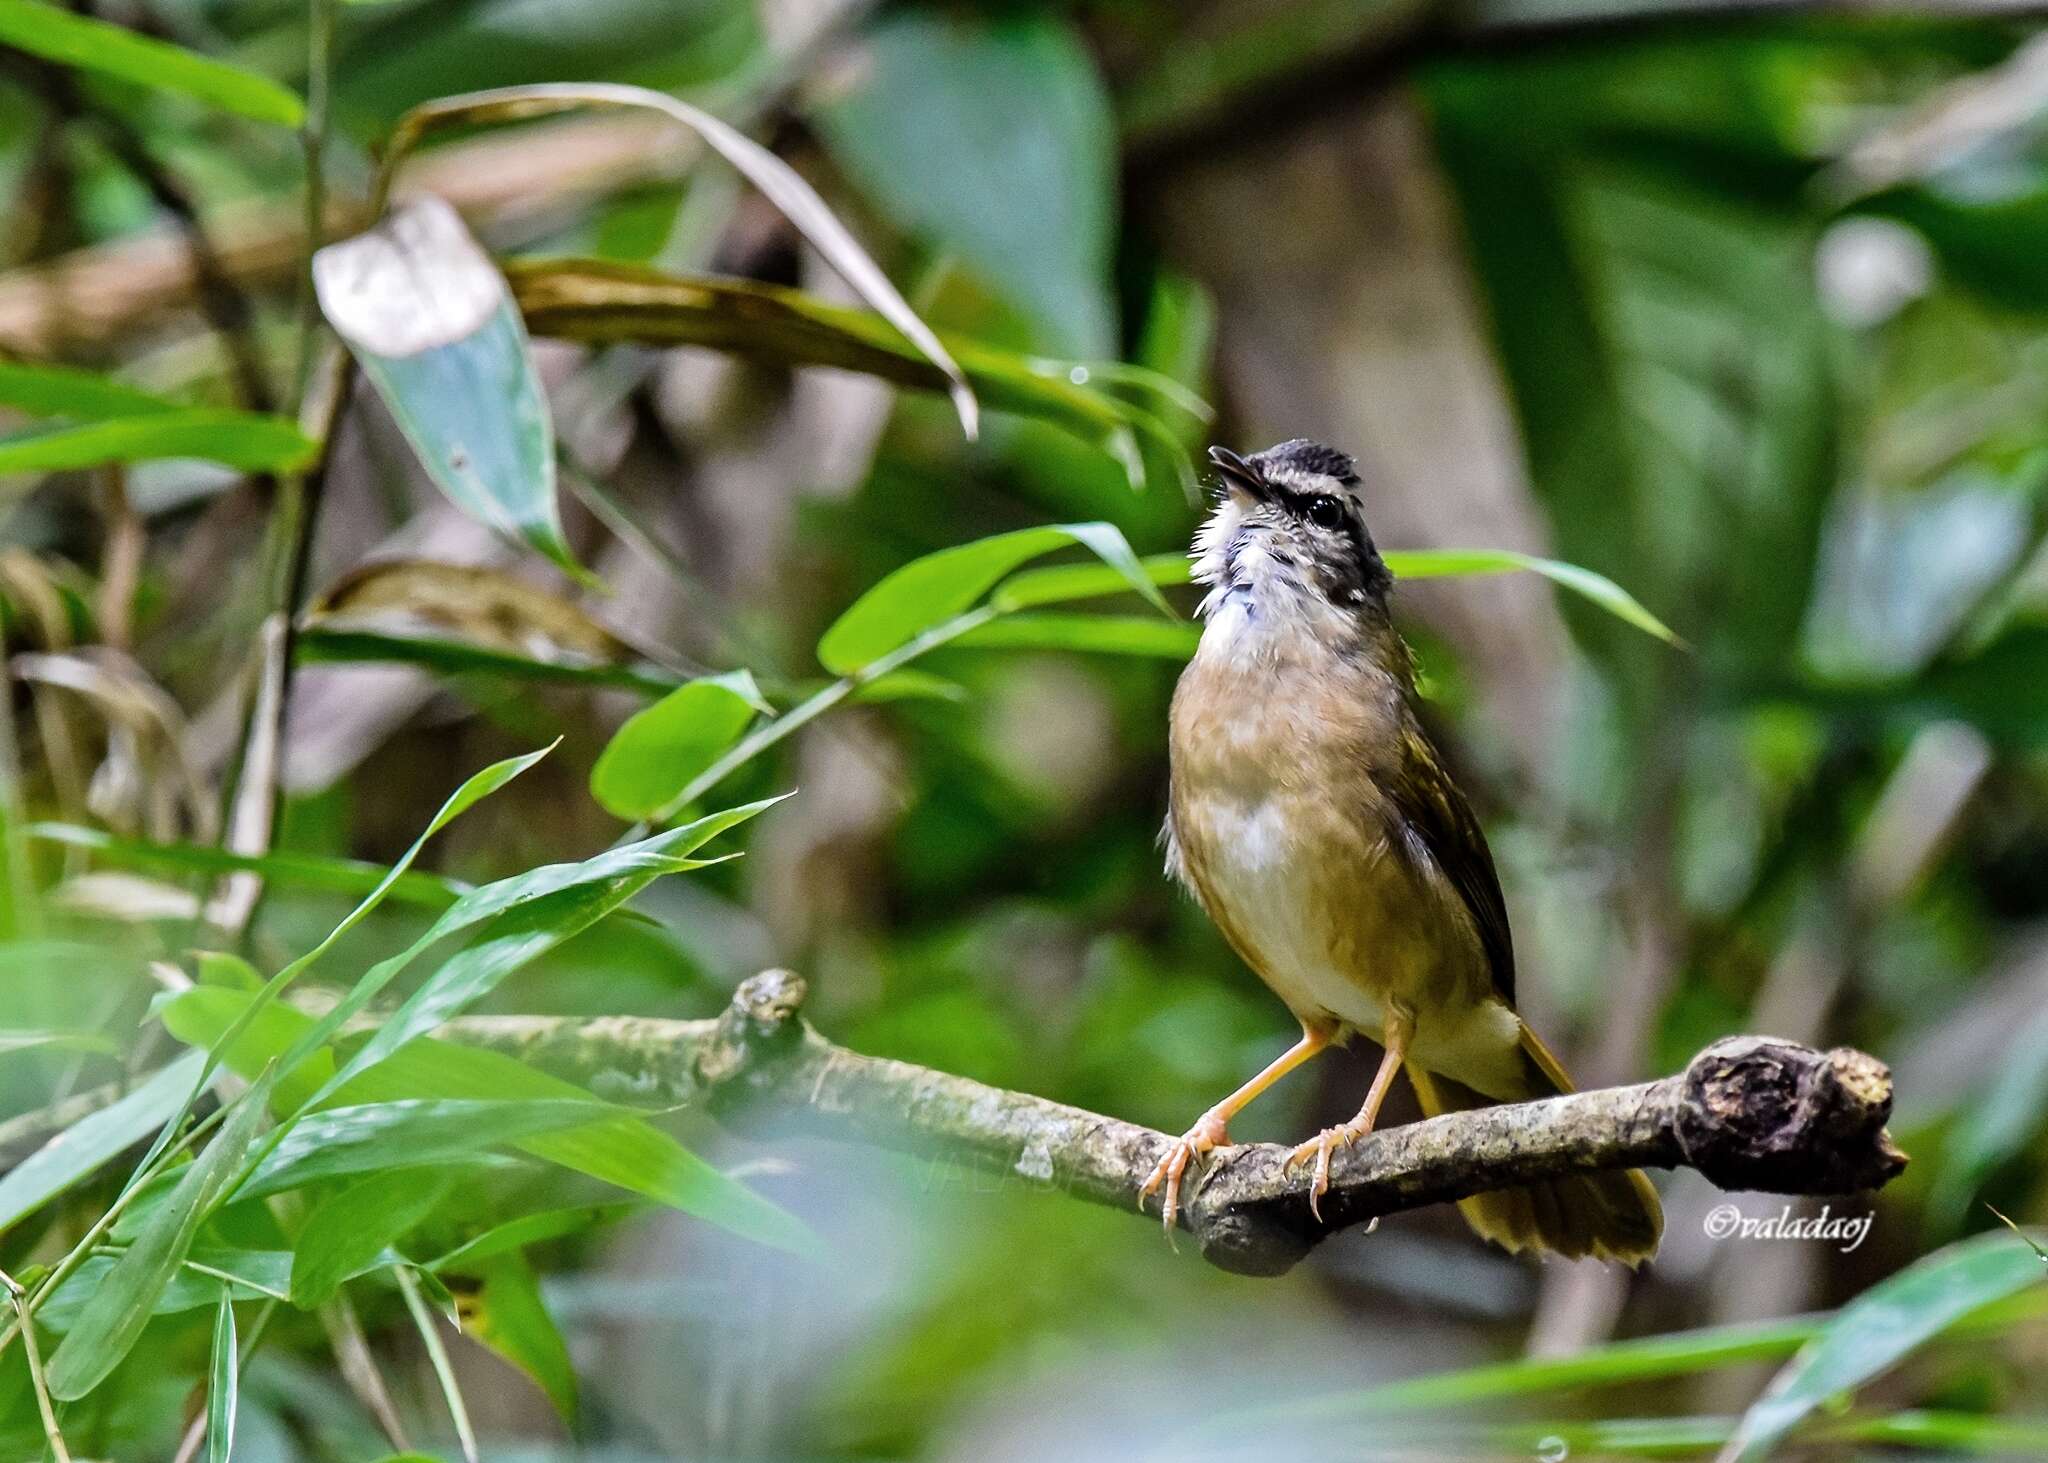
[440,970,1908,1277]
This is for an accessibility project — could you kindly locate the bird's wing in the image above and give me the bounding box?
[1382,722,1517,1007]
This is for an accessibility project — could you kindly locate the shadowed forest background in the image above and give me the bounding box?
[2,0,2048,1458]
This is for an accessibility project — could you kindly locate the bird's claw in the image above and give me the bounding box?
[1139,1110,1231,1240]
[1286,1120,1372,1222]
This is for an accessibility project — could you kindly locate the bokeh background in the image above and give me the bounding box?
[4,0,2048,1458]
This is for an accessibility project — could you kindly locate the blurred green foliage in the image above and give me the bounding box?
[0,1,2046,1460]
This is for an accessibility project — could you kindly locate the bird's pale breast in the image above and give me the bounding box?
[1169,645,1525,1097]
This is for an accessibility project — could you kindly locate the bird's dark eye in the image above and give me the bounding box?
[1306,495,1345,529]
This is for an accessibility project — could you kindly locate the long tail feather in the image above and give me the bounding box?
[1407,1028,1662,1265]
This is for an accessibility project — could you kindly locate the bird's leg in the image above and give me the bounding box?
[1287,1001,1415,1221]
[1139,1023,1331,1235]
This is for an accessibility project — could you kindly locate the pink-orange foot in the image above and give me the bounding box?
[1286,1118,1376,1221]
[1138,1109,1232,1235]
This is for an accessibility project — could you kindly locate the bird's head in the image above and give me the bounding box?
[1191,440,1392,629]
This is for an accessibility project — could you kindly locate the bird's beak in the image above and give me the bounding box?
[1208,446,1269,503]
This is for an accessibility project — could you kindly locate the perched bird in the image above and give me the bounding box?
[1142,439,1662,1263]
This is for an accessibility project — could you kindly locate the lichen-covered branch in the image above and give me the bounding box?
[440,970,1908,1277]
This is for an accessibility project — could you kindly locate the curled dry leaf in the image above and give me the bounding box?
[305,558,648,670]
[11,649,215,841]
[375,82,980,440]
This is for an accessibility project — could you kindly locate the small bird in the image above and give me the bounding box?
[1142,440,1662,1263]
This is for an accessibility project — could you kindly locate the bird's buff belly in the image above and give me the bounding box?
[1181,790,1523,1089]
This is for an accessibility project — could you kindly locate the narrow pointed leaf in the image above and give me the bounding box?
[0,360,178,420]
[0,0,303,126]
[206,1291,236,1463]
[954,613,1199,658]
[45,1064,278,1400]
[236,1099,615,1201]
[0,1052,205,1233]
[818,522,1169,675]
[590,671,767,819]
[159,991,814,1255]
[463,1255,577,1424]
[292,1170,455,1309]
[0,411,316,478]
[1720,1230,2048,1462]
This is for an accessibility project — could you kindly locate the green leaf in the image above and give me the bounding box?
[1931,1004,2048,1227]
[465,1254,577,1424]
[1722,1230,2048,1461]
[292,1170,455,1310]
[296,626,683,696]
[1382,549,1682,646]
[0,360,178,420]
[0,1052,205,1233]
[36,1249,292,1331]
[292,798,783,1114]
[954,612,1200,658]
[236,1099,617,1202]
[27,822,467,909]
[0,411,317,478]
[812,10,1116,356]
[159,990,816,1257]
[0,0,304,126]
[45,1062,279,1400]
[427,1202,640,1274]
[991,552,1190,611]
[314,198,586,582]
[818,523,1170,675]
[0,1027,118,1056]
[206,1290,236,1463]
[590,671,767,819]
[173,745,554,1156]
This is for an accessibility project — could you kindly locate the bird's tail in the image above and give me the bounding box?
[1405,1026,1662,1265]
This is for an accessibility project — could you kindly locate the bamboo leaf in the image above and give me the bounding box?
[295,626,683,695]
[291,1170,455,1310]
[0,1052,206,1233]
[953,612,1200,659]
[45,1063,279,1400]
[818,523,1170,675]
[1383,548,1682,647]
[461,1255,577,1425]
[205,1291,236,1463]
[158,991,816,1256]
[236,1099,616,1202]
[426,1202,640,1274]
[0,411,316,479]
[27,823,468,908]
[0,0,304,126]
[314,198,586,581]
[589,671,767,819]
[1721,1230,2048,1462]
[0,360,178,420]
[281,796,785,1117]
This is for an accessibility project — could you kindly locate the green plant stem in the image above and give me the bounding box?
[640,602,1002,829]
[399,1267,478,1463]
[293,0,335,403]
[1,1269,69,1463]
[0,1100,231,1365]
